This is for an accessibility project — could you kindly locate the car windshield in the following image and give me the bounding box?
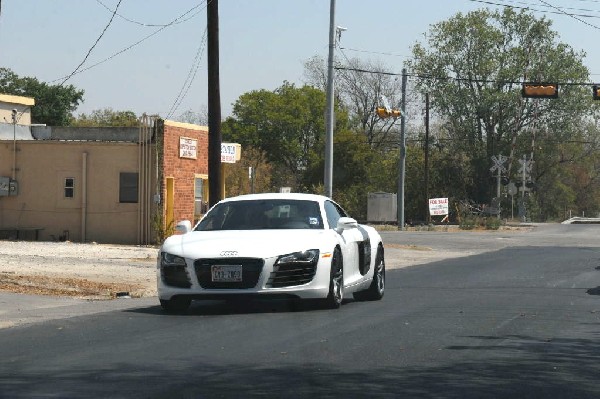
[195,199,324,231]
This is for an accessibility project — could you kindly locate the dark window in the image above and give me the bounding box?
[119,173,138,203]
[196,199,324,231]
[64,177,75,198]
[324,200,347,229]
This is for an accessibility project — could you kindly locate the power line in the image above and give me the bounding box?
[166,27,208,119]
[95,0,196,27]
[60,0,123,86]
[335,66,600,88]
[468,0,600,18]
[51,2,206,84]
[537,0,600,29]
[339,47,412,58]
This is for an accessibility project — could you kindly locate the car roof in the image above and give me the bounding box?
[219,193,329,204]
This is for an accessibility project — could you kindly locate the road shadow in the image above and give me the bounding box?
[126,297,356,317]
[2,333,600,398]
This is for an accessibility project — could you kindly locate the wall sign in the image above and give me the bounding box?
[179,137,198,159]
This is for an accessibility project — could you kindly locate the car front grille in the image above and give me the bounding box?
[194,258,264,289]
[161,265,192,288]
[266,262,317,288]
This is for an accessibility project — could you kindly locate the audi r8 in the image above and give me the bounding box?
[157,193,385,312]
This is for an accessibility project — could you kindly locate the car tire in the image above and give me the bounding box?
[321,247,344,309]
[353,245,385,301]
[160,297,191,313]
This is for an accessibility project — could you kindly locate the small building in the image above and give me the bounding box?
[0,94,222,244]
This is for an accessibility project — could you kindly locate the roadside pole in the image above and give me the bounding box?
[397,68,407,230]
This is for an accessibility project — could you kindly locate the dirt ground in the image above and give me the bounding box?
[0,241,158,300]
[0,236,473,300]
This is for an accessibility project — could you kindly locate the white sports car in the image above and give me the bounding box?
[157,193,385,312]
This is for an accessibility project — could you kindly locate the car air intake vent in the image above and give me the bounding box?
[194,258,264,289]
[161,265,192,288]
[267,262,317,288]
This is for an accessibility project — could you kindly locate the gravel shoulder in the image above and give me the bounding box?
[0,239,468,301]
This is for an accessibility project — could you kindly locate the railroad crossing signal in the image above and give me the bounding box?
[490,155,507,174]
[517,157,533,176]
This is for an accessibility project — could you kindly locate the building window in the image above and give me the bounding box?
[119,172,138,203]
[64,177,75,198]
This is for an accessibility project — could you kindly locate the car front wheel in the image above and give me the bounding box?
[321,247,343,309]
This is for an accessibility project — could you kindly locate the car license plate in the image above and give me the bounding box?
[211,265,242,282]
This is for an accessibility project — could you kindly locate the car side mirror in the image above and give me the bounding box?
[336,217,358,233]
[175,220,192,234]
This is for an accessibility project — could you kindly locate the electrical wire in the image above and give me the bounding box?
[60,0,123,85]
[95,0,191,27]
[335,66,600,88]
[166,26,208,119]
[339,47,412,58]
[51,2,207,84]
[468,0,600,17]
[537,0,600,29]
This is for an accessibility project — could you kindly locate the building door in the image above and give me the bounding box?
[166,177,174,230]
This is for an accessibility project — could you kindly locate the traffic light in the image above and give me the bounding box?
[376,107,389,118]
[521,83,558,99]
[593,85,600,100]
[390,109,401,119]
[376,107,401,119]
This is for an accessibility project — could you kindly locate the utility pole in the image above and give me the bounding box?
[207,0,222,207]
[324,0,336,198]
[397,68,407,230]
[424,93,430,224]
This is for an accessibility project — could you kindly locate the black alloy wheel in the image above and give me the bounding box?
[322,247,344,309]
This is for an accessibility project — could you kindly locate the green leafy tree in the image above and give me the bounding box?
[0,67,84,126]
[71,108,139,127]
[406,8,593,207]
[223,81,348,191]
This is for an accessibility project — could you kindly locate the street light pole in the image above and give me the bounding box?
[397,69,407,230]
[324,0,336,198]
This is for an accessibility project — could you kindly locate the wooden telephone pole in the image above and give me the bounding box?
[207,0,222,207]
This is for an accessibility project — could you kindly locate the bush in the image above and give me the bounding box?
[459,217,477,230]
[485,217,502,230]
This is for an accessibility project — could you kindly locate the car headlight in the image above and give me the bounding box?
[160,252,187,267]
[277,249,319,265]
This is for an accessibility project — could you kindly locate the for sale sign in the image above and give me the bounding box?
[429,197,449,216]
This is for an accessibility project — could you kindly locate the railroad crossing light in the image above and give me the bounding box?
[593,85,600,100]
[376,107,389,118]
[521,83,558,99]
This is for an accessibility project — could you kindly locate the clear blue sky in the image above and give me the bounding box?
[1,0,599,120]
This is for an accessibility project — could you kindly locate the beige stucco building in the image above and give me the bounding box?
[0,94,34,126]
[0,95,214,244]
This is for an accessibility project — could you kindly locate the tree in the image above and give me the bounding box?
[175,106,208,126]
[304,56,403,149]
[406,8,593,208]
[0,67,84,126]
[223,81,348,191]
[71,108,139,127]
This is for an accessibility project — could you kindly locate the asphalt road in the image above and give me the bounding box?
[1,224,600,398]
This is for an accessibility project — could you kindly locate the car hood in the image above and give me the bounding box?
[161,229,332,260]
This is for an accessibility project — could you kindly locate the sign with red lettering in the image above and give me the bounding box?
[428,197,449,216]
